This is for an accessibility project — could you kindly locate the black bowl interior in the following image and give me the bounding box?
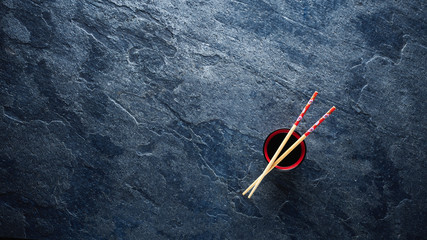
[265,131,305,167]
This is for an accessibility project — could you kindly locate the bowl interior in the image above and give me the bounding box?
[263,128,306,170]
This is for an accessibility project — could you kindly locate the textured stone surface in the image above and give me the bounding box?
[1,0,426,239]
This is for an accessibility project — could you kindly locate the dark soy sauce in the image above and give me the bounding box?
[265,131,304,168]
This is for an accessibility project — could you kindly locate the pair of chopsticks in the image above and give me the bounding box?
[242,91,336,198]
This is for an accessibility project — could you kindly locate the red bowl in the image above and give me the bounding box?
[263,128,306,171]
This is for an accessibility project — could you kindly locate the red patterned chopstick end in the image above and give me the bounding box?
[294,91,318,126]
[304,106,336,136]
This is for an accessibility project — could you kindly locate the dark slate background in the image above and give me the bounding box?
[1,0,426,239]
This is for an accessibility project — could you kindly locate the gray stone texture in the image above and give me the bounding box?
[1,0,426,239]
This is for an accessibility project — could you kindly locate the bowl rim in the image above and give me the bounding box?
[263,128,306,171]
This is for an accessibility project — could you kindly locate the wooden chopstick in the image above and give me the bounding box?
[242,91,318,196]
[246,106,336,198]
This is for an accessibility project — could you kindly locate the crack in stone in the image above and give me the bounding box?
[108,96,140,125]
[72,21,109,50]
[124,183,160,207]
[364,40,411,66]
[232,0,377,53]
[356,83,369,105]
[3,111,26,124]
